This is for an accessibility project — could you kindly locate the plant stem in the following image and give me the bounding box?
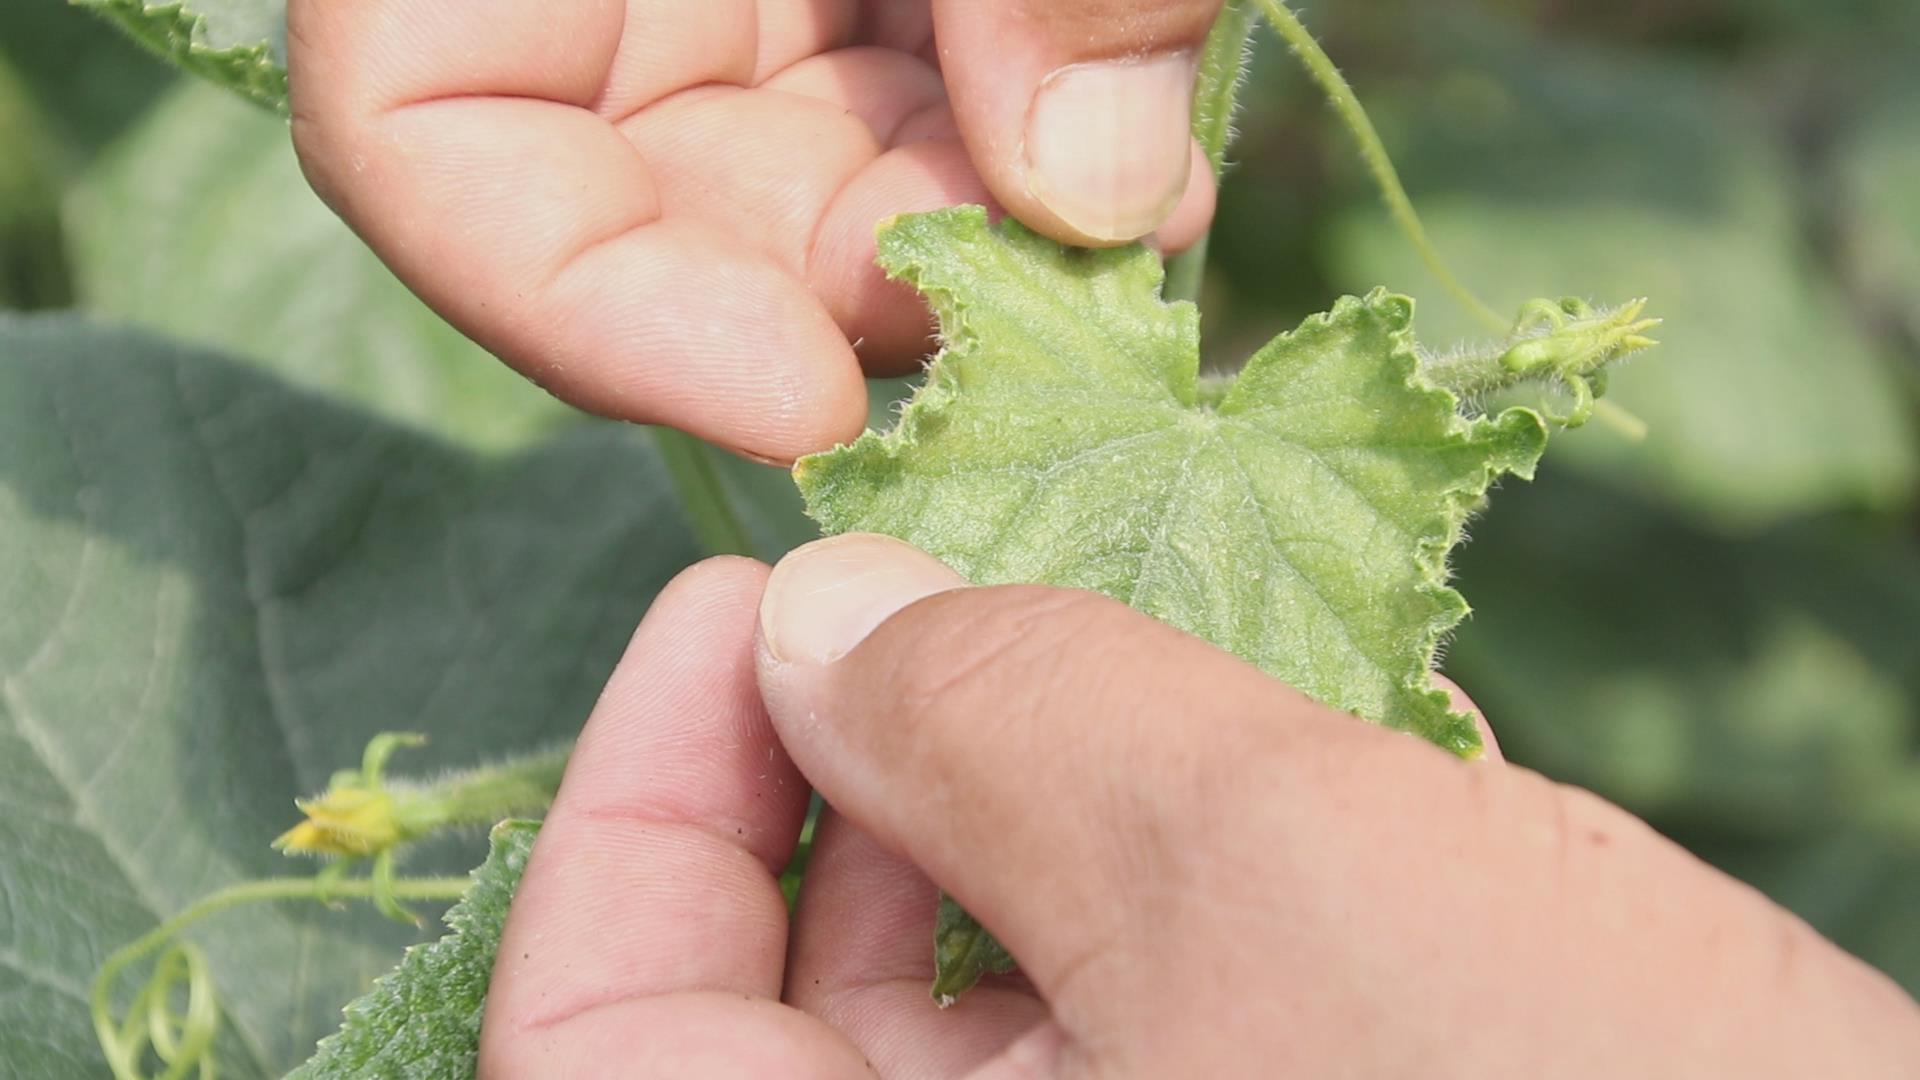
[1590,399,1649,441]
[1165,0,1263,305]
[1253,0,1508,333]
[409,744,572,833]
[651,427,756,557]
[1163,235,1211,308]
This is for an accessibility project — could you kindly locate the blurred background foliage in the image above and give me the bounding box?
[3,0,1916,1000]
[1210,0,1920,990]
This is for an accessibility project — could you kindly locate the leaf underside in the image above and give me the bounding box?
[72,0,287,112]
[796,206,1551,996]
[802,206,1544,751]
[288,821,540,1080]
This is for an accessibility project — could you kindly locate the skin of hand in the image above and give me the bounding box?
[285,0,1224,465]
[479,534,1920,1078]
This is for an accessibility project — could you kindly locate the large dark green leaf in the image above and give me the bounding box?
[66,81,575,453]
[0,314,705,1076]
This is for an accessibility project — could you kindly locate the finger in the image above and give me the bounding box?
[483,994,872,1080]
[807,139,997,369]
[613,72,993,370]
[761,46,951,148]
[481,558,826,1074]
[755,539,1920,1076]
[753,534,1374,998]
[288,0,868,461]
[932,0,1226,245]
[1154,143,1220,255]
[785,810,1047,1075]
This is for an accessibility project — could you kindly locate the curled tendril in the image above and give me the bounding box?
[91,875,473,1080]
[95,941,218,1080]
[94,732,569,1079]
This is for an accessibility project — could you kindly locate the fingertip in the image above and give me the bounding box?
[1153,142,1220,257]
[933,0,1221,248]
[1021,52,1199,245]
[808,139,994,373]
[757,534,967,671]
[658,554,774,609]
[500,218,872,465]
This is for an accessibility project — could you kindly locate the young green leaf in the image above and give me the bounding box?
[1164,0,1262,304]
[287,821,540,1080]
[796,207,1564,997]
[69,0,286,112]
[932,895,1015,1007]
[801,206,1546,753]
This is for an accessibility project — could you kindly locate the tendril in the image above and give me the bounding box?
[94,732,570,1079]
[1254,0,1509,333]
[92,875,472,1080]
[1249,1,1661,438]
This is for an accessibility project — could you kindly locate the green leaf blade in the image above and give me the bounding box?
[931,895,1016,1006]
[802,212,1544,753]
[287,821,539,1080]
[800,211,1557,996]
[0,313,705,1074]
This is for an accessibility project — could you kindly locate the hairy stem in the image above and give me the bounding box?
[406,744,571,834]
[1165,0,1263,305]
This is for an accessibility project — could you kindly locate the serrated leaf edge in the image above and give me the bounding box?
[1334,291,1549,754]
[73,0,288,113]
[800,209,1551,757]
[286,820,538,1078]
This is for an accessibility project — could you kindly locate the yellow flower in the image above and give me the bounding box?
[273,787,404,857]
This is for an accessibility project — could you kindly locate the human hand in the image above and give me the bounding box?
[286,1,1223,463]
[479,534,1920,1077]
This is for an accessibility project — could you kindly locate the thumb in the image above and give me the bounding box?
[756,536,1920,1077]
[933,0,1226,245]
[752,532,1371,997]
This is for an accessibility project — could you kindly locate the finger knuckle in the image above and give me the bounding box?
[1020,0,1224,56]
[874,585,1116,739]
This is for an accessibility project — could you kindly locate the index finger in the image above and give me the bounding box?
[287,0,867,461]
[480,558,860,1074]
